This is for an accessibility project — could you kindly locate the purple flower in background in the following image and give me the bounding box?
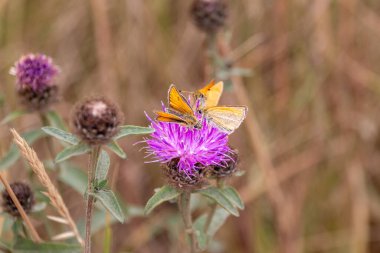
[145,116,232,175]
[10,53,59,91]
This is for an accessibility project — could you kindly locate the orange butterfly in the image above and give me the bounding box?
[154,84,201,128]
[155,81,247,134]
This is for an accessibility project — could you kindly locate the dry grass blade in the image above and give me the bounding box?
[10,129,84,246]
[47,215,69,225]
[52,231,76,241]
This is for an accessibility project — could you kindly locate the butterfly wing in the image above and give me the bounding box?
[204,106,247,134]
[168,84,195,115]
[195,80,224,109]
[154,111,189,125]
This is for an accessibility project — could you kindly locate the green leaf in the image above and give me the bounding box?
[222,187,244,210]
[55,143,90,163]
[59,163,88,194]
[106,141,126,159]
[197,187,239,217]
[13,238,81,253]
[206,208,230,237]
[0,129,46,170]
[96,179,108,190]
[144,185,180,215]
[90,190,124,223]
[45,111,68,131]
[193,215,209,250]
[0,110,27,125]
[113,125,154,140]
[42,127,79,145]
[95,150,110,181]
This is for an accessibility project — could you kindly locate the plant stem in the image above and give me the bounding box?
[84,145,101,253]
[178,192,197,253]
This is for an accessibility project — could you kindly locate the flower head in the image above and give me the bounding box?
[73,97,122,145]
[1,182,34,217]
[191,0,228,33]
[145,116,232,176]
[10,53,59,91]
[10,54,60,111]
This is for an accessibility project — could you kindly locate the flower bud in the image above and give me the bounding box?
[207,149,238,178]
[1,182,34,217]
[73,97,122,145]
[191,0,228,33]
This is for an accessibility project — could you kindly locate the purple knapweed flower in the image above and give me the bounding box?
[145,115,232,176]
[10,53,60,111]
[10,53,59,91]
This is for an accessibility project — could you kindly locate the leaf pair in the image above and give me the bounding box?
[42,125,154,163]
[143,185,244,216]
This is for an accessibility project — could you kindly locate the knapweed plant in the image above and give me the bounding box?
[0,53,153,252]
[42,97,153,253]
[0,54,64,173]
[144,81,246,252]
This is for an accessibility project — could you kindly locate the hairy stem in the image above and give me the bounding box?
[178,192,197,253]
[84,145,101,253]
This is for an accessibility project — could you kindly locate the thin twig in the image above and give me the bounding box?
[0,173,42,243]
[216,36,286,209]
[228,34,266,63]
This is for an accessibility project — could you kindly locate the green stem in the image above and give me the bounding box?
[207,33,219,77]
[84,145,101,253]
[179,192,197,253]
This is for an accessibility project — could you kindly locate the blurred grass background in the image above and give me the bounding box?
[1,0,380,252]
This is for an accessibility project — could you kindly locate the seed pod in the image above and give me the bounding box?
[163,158,207,191]
[73,97,122,145]
[1,182,35,217]
[191,0,228,33]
